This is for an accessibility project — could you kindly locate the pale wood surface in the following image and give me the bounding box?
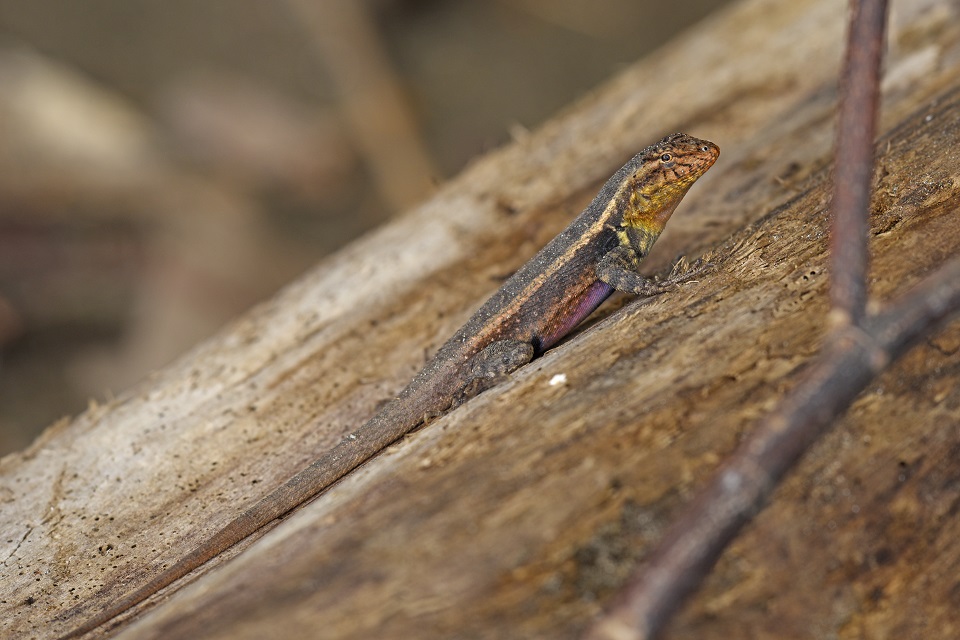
[3,0,960,638]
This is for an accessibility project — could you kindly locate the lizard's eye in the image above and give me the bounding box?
[660,153,672,162]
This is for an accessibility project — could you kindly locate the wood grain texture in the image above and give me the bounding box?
[3,0,960,638]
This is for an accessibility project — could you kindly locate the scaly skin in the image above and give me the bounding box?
[57,133,718,638]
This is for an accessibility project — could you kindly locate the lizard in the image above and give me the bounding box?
[57,132,718,638]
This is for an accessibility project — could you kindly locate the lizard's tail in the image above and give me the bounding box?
[55,359,460,638]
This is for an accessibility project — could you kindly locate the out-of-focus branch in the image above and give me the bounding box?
[284,0,439,212]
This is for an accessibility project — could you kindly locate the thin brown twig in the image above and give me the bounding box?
[583,0,920,638]
[584,256,960,640]
[829,0,888,328]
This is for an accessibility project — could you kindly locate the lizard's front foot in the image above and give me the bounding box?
[658,254,713,287]
[599,246,713,297]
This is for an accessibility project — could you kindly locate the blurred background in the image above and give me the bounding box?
[0,0,729,455]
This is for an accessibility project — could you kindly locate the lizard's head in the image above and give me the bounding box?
[622,133,719,233]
